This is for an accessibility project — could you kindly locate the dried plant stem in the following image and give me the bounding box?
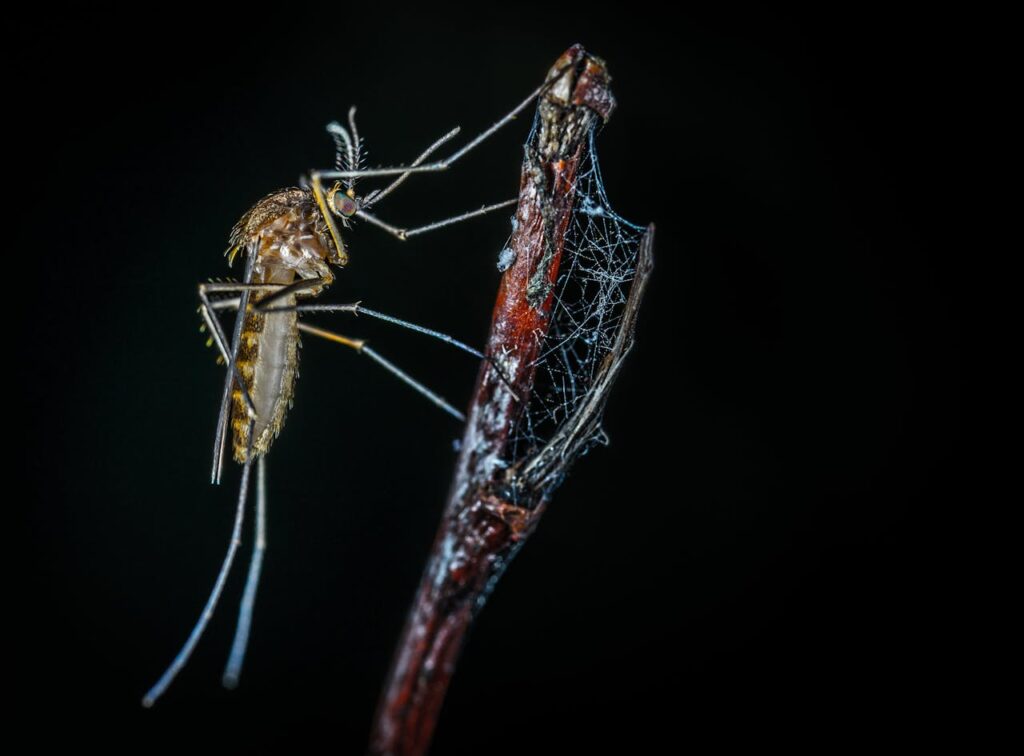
[368,45,654,756]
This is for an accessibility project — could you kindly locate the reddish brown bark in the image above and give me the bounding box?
[368,45,653,756]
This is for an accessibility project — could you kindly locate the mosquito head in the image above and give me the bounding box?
[327,183,359,220]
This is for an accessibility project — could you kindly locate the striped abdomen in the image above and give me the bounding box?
[231,274,300,463]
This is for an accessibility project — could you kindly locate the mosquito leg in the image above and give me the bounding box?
[199,278,256,485]
[142,426,257,707]
[222,454,267,689]
[205,278,333,318]
[201,282,289,294]
[199,280,299,385]
[251,277,331,312]
[286,304,483,359]
[357,198,517,241]
[297,322,465,421]
[209,297,241,312]
[198,283,261,419]
[275,303,520,402]
[201,280,325,313]
[356,126,461,211]
[201,278,327,483]
[312,78,551,183]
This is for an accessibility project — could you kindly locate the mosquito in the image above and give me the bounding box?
[141,81,549,707]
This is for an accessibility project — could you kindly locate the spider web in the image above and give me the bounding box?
[507,125,646,464]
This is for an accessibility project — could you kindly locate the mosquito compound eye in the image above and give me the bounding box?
[332,192,358,217]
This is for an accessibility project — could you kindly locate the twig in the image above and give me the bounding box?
[368,44,655,756]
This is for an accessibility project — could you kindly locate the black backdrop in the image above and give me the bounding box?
[16,8,966,753]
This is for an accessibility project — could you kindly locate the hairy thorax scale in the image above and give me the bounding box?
[229,189,338,462]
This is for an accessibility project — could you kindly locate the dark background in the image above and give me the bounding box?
[16,8,967,753]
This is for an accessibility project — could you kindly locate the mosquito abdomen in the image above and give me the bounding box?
[230,191,335,463]
[231,289,299,463]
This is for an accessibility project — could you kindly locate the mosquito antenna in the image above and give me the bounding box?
[142,429,256,708]
[326,122,350,170]
[222,454,267,689]
[347,106,365,179]
[326,117,360,192]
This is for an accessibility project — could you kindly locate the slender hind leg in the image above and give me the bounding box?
[277,304,519,402]
[142,424,256,707]
[223,454,267,689]
[298,323,465,421]
[211,294,480,420]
